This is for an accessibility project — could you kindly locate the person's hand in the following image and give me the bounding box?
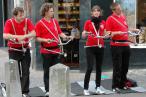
[82,31,92,38]
[46,38,56,43]
[117,31,125,35]
[82,31,91,38]
[111,31,125,37]
[82,31,87,38]
[66,36,74,40]
[17,35,26,42]
[133,29,140,33]
[103,33,111,39]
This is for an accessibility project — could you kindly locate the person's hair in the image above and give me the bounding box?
[91,5,103,16]
[110,3,120,11]
[40,3,53,17]
[12,7,24,16]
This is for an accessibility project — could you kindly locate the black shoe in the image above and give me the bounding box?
[22,93,31,97]
[112,88,121,93]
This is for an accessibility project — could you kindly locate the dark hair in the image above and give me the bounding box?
[110,3,120,11]
[40,3,53,17]
[12,7,24,16]
[91,5,103,16]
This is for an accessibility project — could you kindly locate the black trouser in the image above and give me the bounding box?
[41,54,60,92]
[111,46,130,89]
[84,47,104,89]
[8,48,31,94]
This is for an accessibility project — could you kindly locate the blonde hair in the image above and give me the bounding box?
[91,5,103,16]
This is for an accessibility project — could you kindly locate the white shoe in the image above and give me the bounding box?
[22,93,31,97]
[96,87,105,94]
[112,88,121,93]
[123,86,129,90]
[45,92,49,96]
[83,89,90,95]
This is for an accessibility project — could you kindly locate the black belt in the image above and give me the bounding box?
[43,46,59,50]
[112,40,128,43]
[9,46,29,50]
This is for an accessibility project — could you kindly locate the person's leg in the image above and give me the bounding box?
[95,48,104,88]
[20,49,31,94]
[121,46,130,88]
[42,54,54,92]
[94,47,105,94]
[51,54,61,65]
[8,50,25,93]
[111,46,122,89]
[84,48,94,90]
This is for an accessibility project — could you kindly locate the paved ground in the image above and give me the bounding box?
[0,47,146,97]
[72,93,146,97]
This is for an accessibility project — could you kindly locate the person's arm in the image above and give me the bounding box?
[109,29,141,37]
[110,31,125,37]
[36,37,54,43]
[105,17,125,37]
[82,30,87,38]
[3,33,19,40]
[82,20,92,39]
[3,19,21,40]
[103,30,111,38]
[82,30,93,39]
[53,19,74,40]
[4,19,36,41]
[36,37,48,43]
[3,32,27,41]
[59,33,74,40]
[3,32,35,42]
[25,19,36,39]
[129,28,140,32]
[24,30,36,39]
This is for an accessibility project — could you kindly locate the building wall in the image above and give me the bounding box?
[0,0,4,47]
[91,0,113,20]
[0,0,14,47]
[7,0,14,18]
[79,0,91,31]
